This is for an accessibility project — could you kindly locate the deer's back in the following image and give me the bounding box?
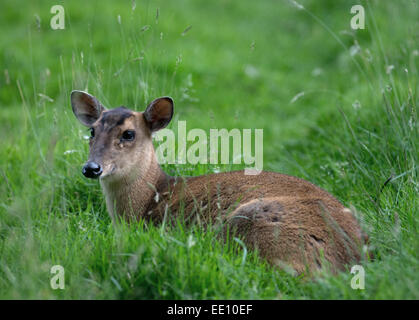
[152,170,351,224]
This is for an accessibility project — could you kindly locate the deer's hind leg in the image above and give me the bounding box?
[224,197,362,274]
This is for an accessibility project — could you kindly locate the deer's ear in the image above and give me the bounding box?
[143,97,174,132]
[71,91,105,126]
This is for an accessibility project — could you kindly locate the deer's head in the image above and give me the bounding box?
[71,91,173,182]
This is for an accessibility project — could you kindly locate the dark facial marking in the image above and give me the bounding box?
[99,107,133,132]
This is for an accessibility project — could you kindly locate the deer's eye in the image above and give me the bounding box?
[121,130,135,141]
[90,128,95,138]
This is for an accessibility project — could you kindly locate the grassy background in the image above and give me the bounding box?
[0,0,418,299]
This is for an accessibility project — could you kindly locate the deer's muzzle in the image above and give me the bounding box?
[82,161,103,179]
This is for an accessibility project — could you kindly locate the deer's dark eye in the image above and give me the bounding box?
[90,128,95,138]
[122,130,135,141]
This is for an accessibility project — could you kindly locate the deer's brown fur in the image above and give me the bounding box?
[71,91,368,275]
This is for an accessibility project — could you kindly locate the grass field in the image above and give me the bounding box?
[0,0,418,299]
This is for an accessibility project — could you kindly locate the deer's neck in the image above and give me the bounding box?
[100,144,172,221]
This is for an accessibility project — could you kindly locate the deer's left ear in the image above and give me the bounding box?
[71,90,106,126]
[143,97,174,132]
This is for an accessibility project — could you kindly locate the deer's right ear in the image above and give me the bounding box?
[71,91,105,126]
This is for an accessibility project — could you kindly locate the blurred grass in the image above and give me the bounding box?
[0,0,418,299]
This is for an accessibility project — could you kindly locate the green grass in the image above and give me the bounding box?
[0,0,418,299]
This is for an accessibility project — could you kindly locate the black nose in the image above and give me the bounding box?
[82,161,102,179]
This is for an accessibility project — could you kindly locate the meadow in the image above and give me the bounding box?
[0,0,418,299]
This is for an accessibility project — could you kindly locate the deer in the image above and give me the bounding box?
[71,90,369,275]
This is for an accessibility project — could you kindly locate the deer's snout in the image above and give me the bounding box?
[82,161,103,179]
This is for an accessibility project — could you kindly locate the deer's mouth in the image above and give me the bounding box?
[100,164,116,179]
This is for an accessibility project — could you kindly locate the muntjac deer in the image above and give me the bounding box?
[71,90,368,274]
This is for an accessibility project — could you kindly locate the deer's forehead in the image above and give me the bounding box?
[98,107,136,131]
